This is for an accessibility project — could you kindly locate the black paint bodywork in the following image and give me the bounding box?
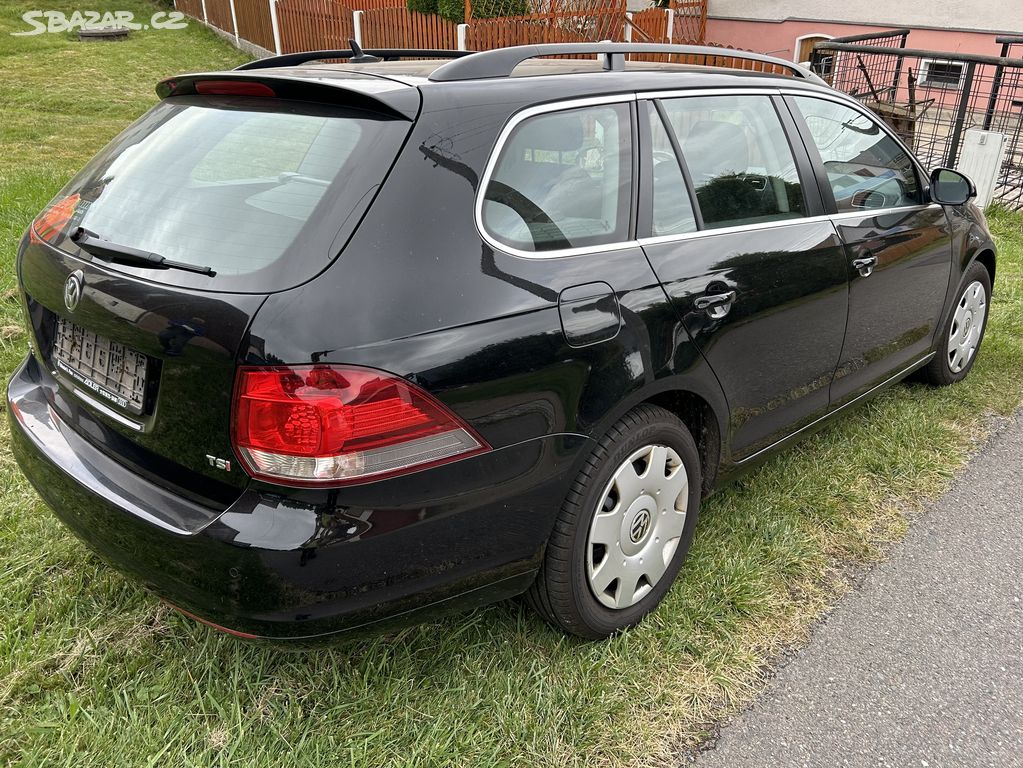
[7,63,997,639]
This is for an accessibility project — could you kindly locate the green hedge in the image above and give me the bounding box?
[410,0,531,23]
[407,0,439,14]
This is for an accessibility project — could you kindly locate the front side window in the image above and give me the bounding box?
[481,103,632,252]
[659,94,806,230]
[793,96,921,212]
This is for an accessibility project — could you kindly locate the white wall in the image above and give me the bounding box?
[707,0,1017,35]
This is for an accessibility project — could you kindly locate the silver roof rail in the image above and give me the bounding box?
[428,42,828,85]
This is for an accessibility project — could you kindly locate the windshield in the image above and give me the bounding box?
[45,95,410,292]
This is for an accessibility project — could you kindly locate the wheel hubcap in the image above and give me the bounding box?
[586,444,689,610]
[948,280,987,374]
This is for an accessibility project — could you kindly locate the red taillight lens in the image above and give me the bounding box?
[232,365,488,486]
[194,80,276,97]
[29,193,81,245]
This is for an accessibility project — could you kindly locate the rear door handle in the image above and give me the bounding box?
[694,290,736,319]
[852,253,877,277]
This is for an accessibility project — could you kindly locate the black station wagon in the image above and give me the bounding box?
[7,43,996,640]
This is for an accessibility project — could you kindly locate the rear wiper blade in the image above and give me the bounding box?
[71,228,215,276]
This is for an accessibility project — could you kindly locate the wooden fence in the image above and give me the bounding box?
[671,0,706,44]
[175,0,203,21]
[346,0,405,7]
[361,8,458,49]
[234,0,276,50]
[466,8,627,50]
[175,0,716,57]
[277,0,355,52]
[203,0,235,37]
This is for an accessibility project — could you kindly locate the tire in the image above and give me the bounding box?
[526,404,701,639]
[918,261,992,386]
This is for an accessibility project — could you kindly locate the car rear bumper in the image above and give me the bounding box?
[7,355,587,640]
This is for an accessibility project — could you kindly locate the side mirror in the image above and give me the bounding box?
[929,168,976,206]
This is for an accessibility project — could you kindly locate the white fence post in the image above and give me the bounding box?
[228,0,240,43]
[268,0,282,54]
[353,10,364,47]
[200,0,208,24]
[665,8,674,44]
[624,11,633,44]
[457,22,468,51]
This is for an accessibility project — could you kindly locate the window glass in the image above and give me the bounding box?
[920,60,964,89]
[660,94,805,229]
[190,112,359,183]
[793,96,921,211]
[55,97,405,287]
[647,103,697,237]
[481,103,631,252]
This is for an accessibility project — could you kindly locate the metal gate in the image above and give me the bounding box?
[811,32,1023,209]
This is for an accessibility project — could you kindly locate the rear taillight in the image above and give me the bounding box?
[232,365,488,486]
[29,193,81,245]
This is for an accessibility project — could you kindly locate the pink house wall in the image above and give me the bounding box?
[705,18,1013,61]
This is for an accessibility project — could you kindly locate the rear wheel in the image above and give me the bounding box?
[526,405,701,639]
[919,261,991,386]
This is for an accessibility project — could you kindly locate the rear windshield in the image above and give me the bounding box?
[47,95,410,292]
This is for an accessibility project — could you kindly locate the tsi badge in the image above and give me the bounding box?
[205,454,231,472]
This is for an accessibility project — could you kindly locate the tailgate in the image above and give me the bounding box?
[19,241,263,504]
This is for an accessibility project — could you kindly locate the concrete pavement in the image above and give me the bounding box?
[690,414,1023,768]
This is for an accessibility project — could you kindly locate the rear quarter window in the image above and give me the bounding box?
[480,102,633,253]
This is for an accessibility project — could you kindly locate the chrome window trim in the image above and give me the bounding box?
[829,202,943,221]
[635,203,944,248]
[474,86,942,260]
[641,89,817,241]
[638,87,784,100]
[474,93,639,260]
[475,88,817,260]
[637,214,833,247]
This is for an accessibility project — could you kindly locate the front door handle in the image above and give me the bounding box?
[852,253,878,277]
[694,290,736,319]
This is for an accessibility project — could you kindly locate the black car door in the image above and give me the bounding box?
[638,93,850,461]
[787,94,953,407]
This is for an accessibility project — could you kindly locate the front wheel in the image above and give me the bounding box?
[526,405,701,639]
[919,261,992,386]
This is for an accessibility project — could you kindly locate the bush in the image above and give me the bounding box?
[433,0,530,23]
[435,0,464,22]
[406,0,439,14]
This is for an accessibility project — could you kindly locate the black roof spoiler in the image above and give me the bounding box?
[156,71,421,120]
[235,47,471,72]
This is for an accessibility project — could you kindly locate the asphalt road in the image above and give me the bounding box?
[691,414,1023,768]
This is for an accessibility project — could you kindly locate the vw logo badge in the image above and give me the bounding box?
[64,270,84,312]
[629,509,651,544]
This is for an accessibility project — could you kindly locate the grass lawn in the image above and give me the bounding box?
[2,4,1022,765]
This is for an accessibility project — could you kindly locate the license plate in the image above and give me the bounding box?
[52,317,147,415]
